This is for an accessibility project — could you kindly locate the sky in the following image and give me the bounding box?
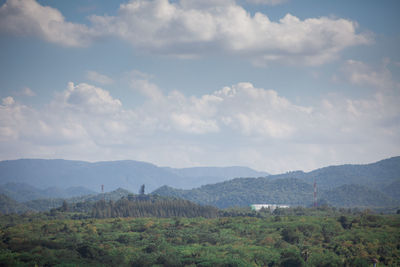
[0,0,399,174]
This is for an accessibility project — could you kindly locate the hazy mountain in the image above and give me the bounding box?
[163,166,269,188]
[23,188,133,212]
[153,157,400,209]
[0,156,399,210]
[266,156,400,191]
[0,182,95,202]
[0,159,268,193]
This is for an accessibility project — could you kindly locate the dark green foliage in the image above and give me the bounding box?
[281,226,301,244]
[0,212,399,266]
[280,249,305,267]
[338,215,352,229]
[91,195,219,218]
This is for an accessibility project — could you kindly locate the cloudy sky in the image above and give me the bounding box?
[0,0,399,173]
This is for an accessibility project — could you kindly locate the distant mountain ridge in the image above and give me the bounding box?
[0,157,399,211]
[0,159,268,194]
[267,156,400,192]
[153,156,400,209]
[0,187,135,214]
[0,183,95,202]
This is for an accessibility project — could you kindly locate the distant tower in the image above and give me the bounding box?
[101,184,104,193]
[313,180,317,207]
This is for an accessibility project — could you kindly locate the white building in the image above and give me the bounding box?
[250,204,290,212]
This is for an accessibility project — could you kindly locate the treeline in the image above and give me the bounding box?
[90,195,219,218]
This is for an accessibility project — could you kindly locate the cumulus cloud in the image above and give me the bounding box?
[0,71,399,172]
[0,0,97,47]
[57,82,122,114]
[86,71,113,85]
[0,0,371,65]
[341,59,397,89]
[129,70,164,101]
[90,0,371,65]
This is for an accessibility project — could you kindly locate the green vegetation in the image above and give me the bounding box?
[90,195,219,218]
[154,178,314,209]
[0,209,399,266]
[0,188,134,214]
[0,194,29,214]
[153,178,400,210]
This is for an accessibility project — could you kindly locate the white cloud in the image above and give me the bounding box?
[246,0,287,6]
[86,71,113,85]
[20,87,36,96]
[0,74,399,173]
[129,70,164,101]
[2,96,15,106]
[170,113,219,134]
[341,59,396,89]
[0,0,97,47]
[90,0,371,65]
[0,0,371,65]
[55,82,122,114]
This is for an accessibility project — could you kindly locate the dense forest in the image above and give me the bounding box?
[90,195,219,219]
[153,177,400,210]
[0,208,399,266]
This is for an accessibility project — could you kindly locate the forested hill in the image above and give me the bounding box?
[0,183,95,202]
[267,156,400,193]
[153,177,400,209]
[153,178,314,209]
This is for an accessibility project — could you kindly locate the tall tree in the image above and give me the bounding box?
[139,184,145,195]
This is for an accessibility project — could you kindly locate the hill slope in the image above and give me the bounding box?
[267,156,400,191]
[164,166,269,188]
[0,183,95,202]
[153,157,400,209]
[320,184,399,208]
[0,159,267,193]
[153,178,314,209]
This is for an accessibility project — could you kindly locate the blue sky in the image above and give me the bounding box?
[0,0,399,173]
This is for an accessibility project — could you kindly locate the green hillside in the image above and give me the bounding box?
[320,184,399,208]
[153,178,399,209]
[267,156,400,191]
[153,178,314,208]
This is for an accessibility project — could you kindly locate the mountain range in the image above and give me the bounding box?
[0,157,399,212]
[0,159,268,194]
[154,156,400,209]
